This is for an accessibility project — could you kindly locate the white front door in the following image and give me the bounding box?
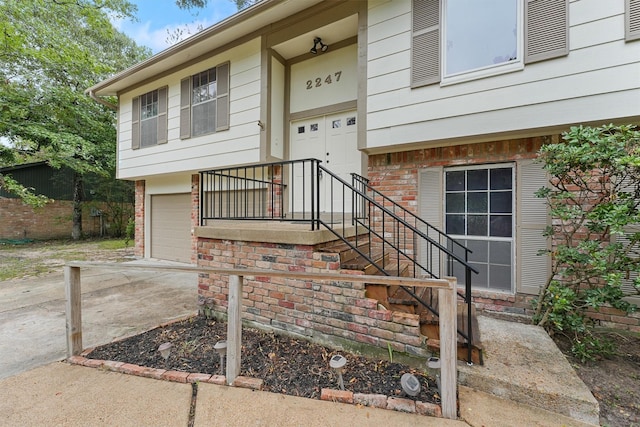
[290,110,360,213]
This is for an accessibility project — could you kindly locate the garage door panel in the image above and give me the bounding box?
[151,194,191,263]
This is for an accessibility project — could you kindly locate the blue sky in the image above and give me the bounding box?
[116,0,239,53]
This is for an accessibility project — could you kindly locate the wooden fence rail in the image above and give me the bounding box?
[65,261,458,419]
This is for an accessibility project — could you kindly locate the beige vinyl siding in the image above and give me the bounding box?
[117,38,261,180]
[366,0,639,151]
[516,160,550,295]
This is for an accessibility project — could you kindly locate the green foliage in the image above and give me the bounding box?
[0,0,150,214]
[534,124,640,362]
[0,175,50,208]
[125,217,135,246]
[175,0,259,10]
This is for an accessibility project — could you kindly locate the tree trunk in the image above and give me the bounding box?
[71,173,83,240]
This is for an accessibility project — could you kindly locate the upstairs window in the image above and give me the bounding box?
[131,87,168,149]
[180,62,230,139]
[412,0,569,87]
[444,0,521,82]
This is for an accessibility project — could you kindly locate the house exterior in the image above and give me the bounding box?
[88,0,640,335]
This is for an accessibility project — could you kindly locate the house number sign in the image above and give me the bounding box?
[306,71,343,90]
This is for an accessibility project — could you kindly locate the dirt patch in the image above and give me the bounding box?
[88,315,441,404]
[554,332,640,427]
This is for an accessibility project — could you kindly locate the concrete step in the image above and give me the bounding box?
[456,316,600,425]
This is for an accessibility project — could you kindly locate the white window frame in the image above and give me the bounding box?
[441,0,524,86]
[444,163,516,292]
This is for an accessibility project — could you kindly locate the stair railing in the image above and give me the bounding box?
[200,159,478,363]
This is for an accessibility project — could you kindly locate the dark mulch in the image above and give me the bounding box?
[88,315,441,404]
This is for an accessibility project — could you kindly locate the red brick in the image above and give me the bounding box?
[232,376,263,390]
[162,370,190,383]
[353,393,387,409]
[103,360,124,371]
[206,375,227,385]
[416,401,442,417]
[67,355,87,365]
[187,373,212,383]
[82,358,105,368]
[119,363,145,376]
[139,367,167,380]
[387,397,416,413]
[320,388,354,404]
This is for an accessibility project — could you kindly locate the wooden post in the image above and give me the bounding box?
[227,274,243,385]
[65,266,82,357]
[438,277,458,420]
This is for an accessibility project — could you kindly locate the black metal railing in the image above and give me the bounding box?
[200,159,478,363]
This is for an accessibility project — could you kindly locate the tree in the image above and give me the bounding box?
[0,0,151,239]
[176,0,259,10]
[534,124,640,361]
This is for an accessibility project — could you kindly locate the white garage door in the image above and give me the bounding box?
[150,193,191,263]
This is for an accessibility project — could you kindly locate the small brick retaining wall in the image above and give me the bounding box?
[196,238,429,357]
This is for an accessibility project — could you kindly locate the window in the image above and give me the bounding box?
[411,0,569,87]
[131,87,168,149]
[180,62,230,139]
[445,165,514,291]
[443,0,521,80]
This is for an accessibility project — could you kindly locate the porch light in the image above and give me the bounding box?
[329,354,347,390]
[214,340,227,375]
[310,37,328,54]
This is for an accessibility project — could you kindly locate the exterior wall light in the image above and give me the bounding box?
[310,37,329,54]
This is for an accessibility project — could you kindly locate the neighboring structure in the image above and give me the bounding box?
[87,0,640,334]
[0,162,131,240]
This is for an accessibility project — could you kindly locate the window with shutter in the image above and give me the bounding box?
[131,87,168,149]
[627,0,640,42]
[180,61,230,139]
[411,0,569,87]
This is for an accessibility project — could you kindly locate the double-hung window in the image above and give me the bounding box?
[412,0,569,87]
[445,165,514,291]
[131,87,168,149]
[180,62,230,139]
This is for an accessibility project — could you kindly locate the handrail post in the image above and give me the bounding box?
[439,276,458,420]
[227,274,243,385]
[65,265,82,357]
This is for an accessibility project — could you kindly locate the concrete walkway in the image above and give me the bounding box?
[0,264,197,379]
[0,362,595,427]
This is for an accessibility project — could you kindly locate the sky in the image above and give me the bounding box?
[116,0,240,54]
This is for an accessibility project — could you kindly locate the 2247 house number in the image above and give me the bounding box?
[306,71,342,90]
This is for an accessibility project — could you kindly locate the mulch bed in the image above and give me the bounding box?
[88,315,441,404]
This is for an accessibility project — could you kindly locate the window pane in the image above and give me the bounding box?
[140,117,157,147]
[490,265,512,290]
[490,215,512,237]
[192,100,216,136]
[490,167,512,190]
[467,169,487,190]
[470,262,488,287]
[489,241,511,265]
[446,171,465,191]
[468,215,487,236]
[467,239,488,263]
[445,0,518,76]
[467,192,487,213]
[490,191,512,213]
[446,214,465,235]
[446,193,465,213]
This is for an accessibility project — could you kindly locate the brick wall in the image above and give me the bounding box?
[134,180,145,257]
[0,198,104,240]
[197,238,429,358]
[366,135,640,331]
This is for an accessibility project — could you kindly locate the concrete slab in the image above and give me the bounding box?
[0,363,191,426]
[459,386,597,427]
[194,381,466,427]
[457,316,599,425]
[0,264,197,379]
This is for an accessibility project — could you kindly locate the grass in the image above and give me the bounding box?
[0,238,132,281]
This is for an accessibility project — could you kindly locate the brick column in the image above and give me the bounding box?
[134,180,145,258]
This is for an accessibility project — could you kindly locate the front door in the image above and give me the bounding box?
[290,110,360,213]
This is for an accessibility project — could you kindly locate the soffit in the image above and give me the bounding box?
[88,0,324,96]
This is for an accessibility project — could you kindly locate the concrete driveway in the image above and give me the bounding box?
[0,262,197,379]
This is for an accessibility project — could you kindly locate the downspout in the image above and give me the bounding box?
[88,90,117,111]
